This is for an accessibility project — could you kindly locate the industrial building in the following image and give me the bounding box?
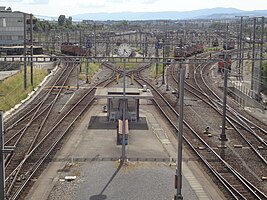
[0,6,34,46]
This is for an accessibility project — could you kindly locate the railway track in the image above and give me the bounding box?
[167,52,267,189]
[135,71,267,199]
[132,54,267,199]
[183,54,267,161]
[3,53,266,199]
[101,54,267,198]
[172,53,266,146]
[3,58,115,199]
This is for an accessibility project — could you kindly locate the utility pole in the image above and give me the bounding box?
[145,34,148,57]
[121,58,127,164]
[86,50,89,84]
[139,30,142,48]
[251,17,264,100]
[85,38,92,84]
[219,23,229,143]
[235,16,248,80]
[67,31,69,43]
[251,17,257,95]
[86,48,90,84]
[94,23,96,58]
[219,53,229,142]
[155,40,159,84]
[175,67,185,200]
[258,17,264,99]
[0,112,5,200]
[166,63,170,91]
[177,59,183,100]
[30,14,33,86]
[0,112,14,200]
[23,13,27,90]
[105,37,109,57]
[162,38,165,85]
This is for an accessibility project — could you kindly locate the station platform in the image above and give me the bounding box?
[26,97,225,200]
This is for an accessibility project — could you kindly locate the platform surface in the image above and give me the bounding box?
[26,99,225,200]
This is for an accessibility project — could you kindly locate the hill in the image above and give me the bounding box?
[35,7,267,21]
[72,7,267,21]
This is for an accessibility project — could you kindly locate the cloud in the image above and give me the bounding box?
[0,0,22,2]
[77,0,107,8]
[32,0,49,3]
[107,0,123,2]
[76,0,159,7]
[16,0,49,5]
[141,0,160,3]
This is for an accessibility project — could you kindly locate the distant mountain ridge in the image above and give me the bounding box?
[73,7,244,21]
[36,7,267,21]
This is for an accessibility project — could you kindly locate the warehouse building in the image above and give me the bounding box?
[0,6,35,46]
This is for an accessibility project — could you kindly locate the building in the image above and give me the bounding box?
[0,6,35,46]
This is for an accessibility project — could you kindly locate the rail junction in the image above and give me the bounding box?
[1,37,267,200]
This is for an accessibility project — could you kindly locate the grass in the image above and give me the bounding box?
[151,63,163,78]
[0,60,100,112]
[79,60,101,81]
[0,67,48,112]
[205,47,222,52]
[107,57,140,69]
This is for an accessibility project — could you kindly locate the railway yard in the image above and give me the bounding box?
[1,20,267,200]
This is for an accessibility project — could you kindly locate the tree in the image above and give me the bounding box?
[58,15,66,26]
[33,20,54,32]
[66,16,72,28]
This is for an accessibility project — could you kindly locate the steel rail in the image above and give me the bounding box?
[169,60,267,164]
[5,61,79,195]
[8,78,115,200]
[135,66,267,199]
[191,54,267,162]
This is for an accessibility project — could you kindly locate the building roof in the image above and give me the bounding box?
[95,87,153,99]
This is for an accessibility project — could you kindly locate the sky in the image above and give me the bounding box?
[1,0,267,17]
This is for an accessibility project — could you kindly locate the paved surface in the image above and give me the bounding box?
[0,70,19,81]
[26,99,225,200]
